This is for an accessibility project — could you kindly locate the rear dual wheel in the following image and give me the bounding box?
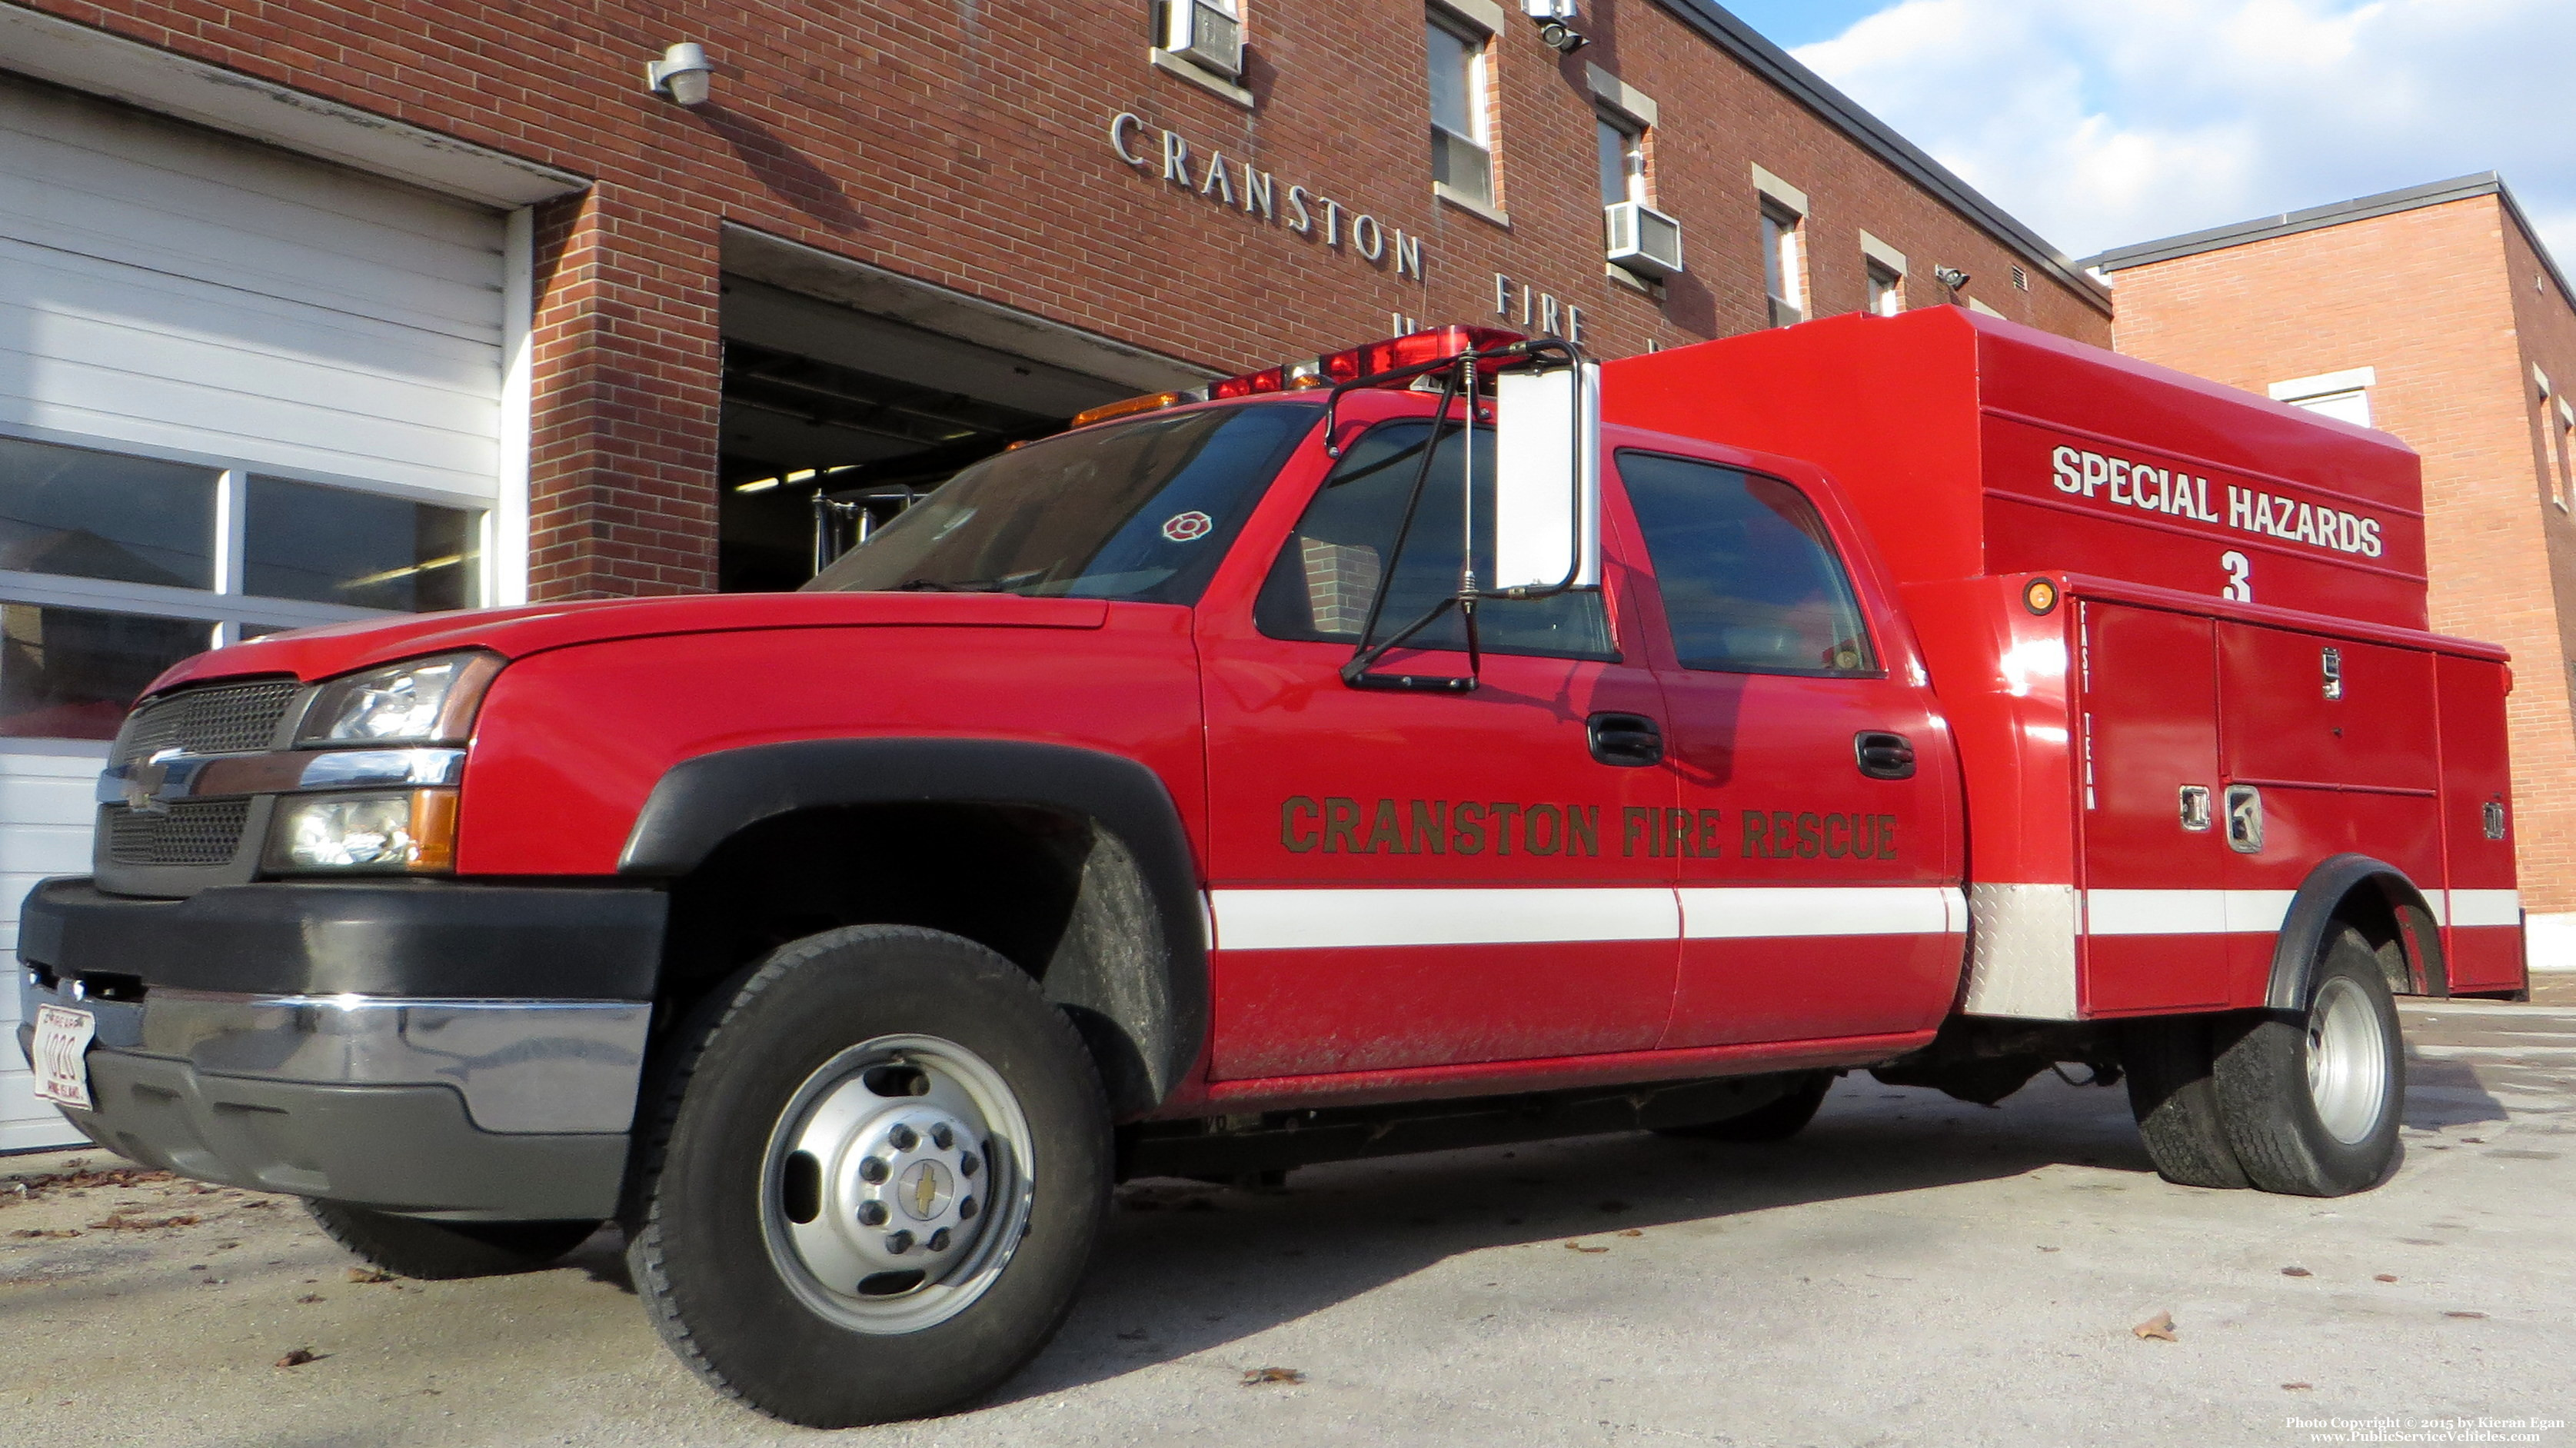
[2123,924,2403,1197]
[624,926,1111,1428]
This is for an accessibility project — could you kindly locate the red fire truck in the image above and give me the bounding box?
[16,309,2519,1426]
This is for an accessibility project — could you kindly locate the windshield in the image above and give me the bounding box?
[803,401,1320,602]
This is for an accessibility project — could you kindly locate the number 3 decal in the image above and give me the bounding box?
[2220,550,2252,602]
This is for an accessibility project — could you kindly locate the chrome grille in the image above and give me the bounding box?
[115,681,301,764]
[102,800,254,867]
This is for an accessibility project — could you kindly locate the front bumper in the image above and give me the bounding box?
[16,877,665,1220]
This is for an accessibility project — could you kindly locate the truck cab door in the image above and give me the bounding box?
[1616,450,1964,1047]
[1193,415,1678,1080]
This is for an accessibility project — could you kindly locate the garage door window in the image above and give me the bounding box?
[0,436,217,589]
[0,434,486,739]
[245,476,480,612]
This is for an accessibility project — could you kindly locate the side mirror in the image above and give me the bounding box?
[1490,361,1602,593]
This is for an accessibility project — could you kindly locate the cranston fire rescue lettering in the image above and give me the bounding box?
[1280,797,1899,860]
[2050,445,2385,559]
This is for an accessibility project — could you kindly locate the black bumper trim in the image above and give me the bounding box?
[58,1047,626,1219]
[19,877,664,1000]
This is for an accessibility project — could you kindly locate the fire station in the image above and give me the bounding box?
[0,0,2112,1149]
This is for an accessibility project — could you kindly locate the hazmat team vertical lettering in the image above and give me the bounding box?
[1280,797,1901,860]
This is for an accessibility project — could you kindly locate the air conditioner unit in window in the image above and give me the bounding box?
[1605,201,1683,281]
[1163,0,1244,79]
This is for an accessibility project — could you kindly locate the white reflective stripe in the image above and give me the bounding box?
[2448,890,2522,928]
[2082,890,2295,935]
[1679,886,1962,939]
[1210,887,1678,951]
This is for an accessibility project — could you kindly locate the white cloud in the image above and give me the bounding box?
[1792,0,2576,269]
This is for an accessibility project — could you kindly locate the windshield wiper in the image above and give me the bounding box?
[891,577,1010,592]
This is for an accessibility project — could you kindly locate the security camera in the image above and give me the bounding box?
[1934,265,1971,291]
[1536,20,1587,52]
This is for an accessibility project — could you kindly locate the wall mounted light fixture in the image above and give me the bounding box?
[647,43,714,106]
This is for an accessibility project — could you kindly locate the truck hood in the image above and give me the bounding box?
[148,592,1117,692]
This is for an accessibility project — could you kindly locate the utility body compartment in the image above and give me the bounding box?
[1605,308,2520,1016]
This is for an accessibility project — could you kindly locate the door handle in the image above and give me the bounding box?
[1587,712,1664,767]
[1855,731,1917,781]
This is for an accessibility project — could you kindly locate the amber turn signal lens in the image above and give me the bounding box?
[1070,391,1186,429]
[2023,578,2059,614]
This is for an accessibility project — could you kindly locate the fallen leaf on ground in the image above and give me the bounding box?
[2375,1274,2398,1283]
[345,1267,394,1284]
[8,1228,80,1239]
[2281,1267,2312,1277]
[2462,1137,2484,1144]
[1616,1229,1642,1237]
[2037,1246,2060,1253]
[238,1200,278,1210]
[87,1213,198,1230]
[274,1349,319,1369]
[2283,1383,2314,1391]
[295,1295,324,1304]
[1566,1242,1609,1254]
[1240,1367,1304,1386]
[2445,1311,2488,1320]
[2132,1312,2178,1342]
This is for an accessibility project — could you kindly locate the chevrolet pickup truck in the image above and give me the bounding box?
[18,308,2521,1426]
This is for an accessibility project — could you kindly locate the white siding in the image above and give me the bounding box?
[0,78,505,501]
[0,81,511,1150]
[0,745,103,1151]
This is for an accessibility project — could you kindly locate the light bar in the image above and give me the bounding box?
[1068,326,1535,430]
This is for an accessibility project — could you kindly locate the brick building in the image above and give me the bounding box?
[0,0,2108,1147]
[2089,174,2576,967]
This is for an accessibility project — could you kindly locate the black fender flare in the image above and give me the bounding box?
[617,738,1206,1106]
[2265,852,2446,1010]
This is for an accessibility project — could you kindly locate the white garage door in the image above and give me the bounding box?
[0,77,508,1150]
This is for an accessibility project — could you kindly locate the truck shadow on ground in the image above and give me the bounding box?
[994,1076,2158,1403]
[541,1052,2508,1400]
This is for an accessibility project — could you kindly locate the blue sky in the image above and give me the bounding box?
[1712,0,2576,268]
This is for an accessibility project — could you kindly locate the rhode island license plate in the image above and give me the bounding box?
[31,1003,96,1111]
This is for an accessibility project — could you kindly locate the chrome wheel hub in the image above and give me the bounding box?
[760,1034,1034,1334]
[2306,975,2389,1146]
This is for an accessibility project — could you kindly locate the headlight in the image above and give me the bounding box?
[298,652,502,746]
[268,790,458,872]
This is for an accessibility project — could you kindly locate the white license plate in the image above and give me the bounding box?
[30,1003,96,1111]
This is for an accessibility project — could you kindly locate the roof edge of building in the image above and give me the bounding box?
[2084,170,2574,311]
[1649,0,2112,316]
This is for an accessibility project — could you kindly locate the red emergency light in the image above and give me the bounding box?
[1073,325,1531,428]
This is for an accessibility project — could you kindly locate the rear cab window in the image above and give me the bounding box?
[1616,450,1876,676]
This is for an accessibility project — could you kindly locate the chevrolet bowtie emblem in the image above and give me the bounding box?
[119,748,185,814]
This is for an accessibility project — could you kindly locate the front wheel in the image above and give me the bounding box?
[624,926,1111,1427]
[2213,926,2405,1196]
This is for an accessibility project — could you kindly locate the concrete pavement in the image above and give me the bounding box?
[5,997,2572,1447]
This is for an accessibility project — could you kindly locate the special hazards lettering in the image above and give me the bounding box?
[2049,446,2383,560]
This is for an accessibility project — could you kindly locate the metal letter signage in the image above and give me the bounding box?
[1108,112,1429,285]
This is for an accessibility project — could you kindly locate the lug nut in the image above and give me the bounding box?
[889,1124,918,1151]
[959,1153,980,1177]
[930,1123,954,1150]
[857,1200,887,1227]
[928,1228,952,1252]
[957,1195,978,1220]
[885,1230,914,1255]
[858,1157,888,1184]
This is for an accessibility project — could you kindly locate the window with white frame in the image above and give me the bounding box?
[1865,261,1902,317]
[1762,204,1804,326]
[1596,114,1645,208]
[1426,8,1494,209]
[0,432,483,740]
[2558,401,2576,512]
